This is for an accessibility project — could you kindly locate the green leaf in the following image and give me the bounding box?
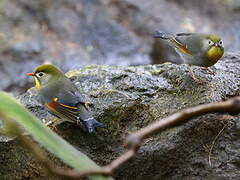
[0,92,112,180]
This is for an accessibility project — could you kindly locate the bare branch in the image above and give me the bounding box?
[76,96,240,178]
[126,96,240,145]
[64,150,137,179]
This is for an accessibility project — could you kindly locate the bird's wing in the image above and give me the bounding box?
[154,32,192,56]
[46,97,79,122]
[170,35,193,56]
[46,87,91,121]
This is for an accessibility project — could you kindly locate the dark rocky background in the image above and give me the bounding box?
[1,0,240,179]
[0,0,240,95]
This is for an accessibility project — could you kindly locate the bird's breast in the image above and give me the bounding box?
[207,46,224,64]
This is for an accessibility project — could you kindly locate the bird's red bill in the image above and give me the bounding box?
[27,72,35,76]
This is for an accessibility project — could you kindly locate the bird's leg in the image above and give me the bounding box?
[76,118,83,126]
[201,67,215,75]
[188,65,202,83]
[45,117,63,130]
[76,117,88,131]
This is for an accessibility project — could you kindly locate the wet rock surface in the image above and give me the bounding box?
[1,52,240,179]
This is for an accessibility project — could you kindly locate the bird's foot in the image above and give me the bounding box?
[190,73,203,84]
[188,66,203,84]
[45,118,62,130]
[76,119,86,129]
[201,67,215,75]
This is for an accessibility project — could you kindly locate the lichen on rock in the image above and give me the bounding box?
[0,52,237,179]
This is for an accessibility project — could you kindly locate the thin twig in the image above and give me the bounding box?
[208,123,229,166]
[64,96,240,178]
[127,97,240,143]
[68,149,137,179]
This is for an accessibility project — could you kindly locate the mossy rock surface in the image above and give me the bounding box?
[1,52,240,179]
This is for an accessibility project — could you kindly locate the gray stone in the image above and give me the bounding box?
[1,52,240,179]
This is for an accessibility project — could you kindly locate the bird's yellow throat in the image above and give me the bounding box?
[34,77,41,89]
[207,46,224,63]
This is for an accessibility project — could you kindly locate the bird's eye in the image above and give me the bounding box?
[218,40,223,46]
[208,40,214,46]
[38,72,44,77]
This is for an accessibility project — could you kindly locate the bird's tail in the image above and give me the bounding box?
[153,31,173,40]
[83,117,105,133]
[77,103,105,133]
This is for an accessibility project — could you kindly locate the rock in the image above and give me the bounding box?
[1,52,240,179]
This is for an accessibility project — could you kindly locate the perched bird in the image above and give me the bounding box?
[27,64,105,133]
[153,32,224,81]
